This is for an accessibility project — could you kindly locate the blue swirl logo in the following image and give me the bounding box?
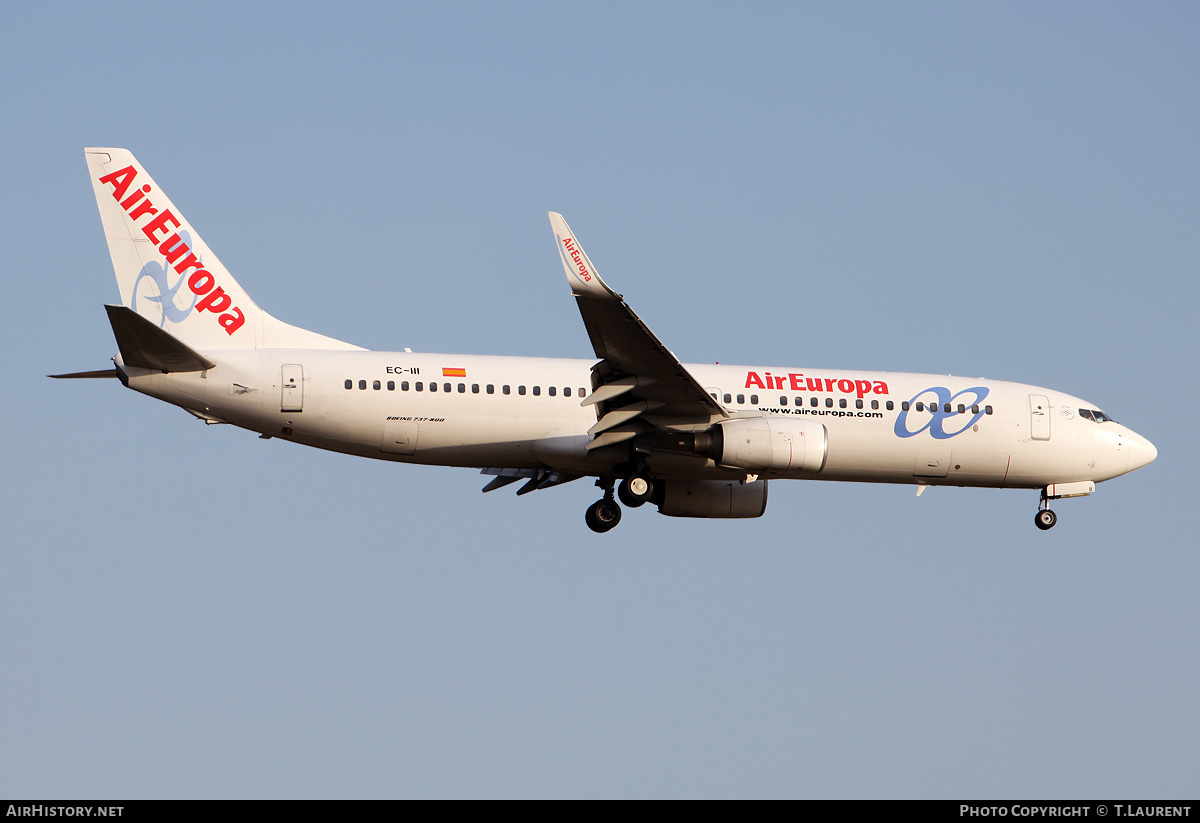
[894,386,990,439]
[130,230,199,328]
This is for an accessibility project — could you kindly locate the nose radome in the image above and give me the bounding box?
[1126,433,1158,472]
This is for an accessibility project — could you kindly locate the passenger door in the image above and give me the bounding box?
[281,364,303,412]
[1029,394,1051,441]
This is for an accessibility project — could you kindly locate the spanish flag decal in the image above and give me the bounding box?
[442,367,467,378]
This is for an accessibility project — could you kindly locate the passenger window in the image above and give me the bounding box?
[519,386,526,396]
[565,387,572,397]
[839,398,847,408]
[886,401,894,411]
[430,382,438,392]
[344,379,352,390]
[855,399,863,409]
[579,388,586,397]
[957,404,965,414]
[825,397,833,408]
[915,401,924,412]
[486,384,494,394]
[401,381,409,391]
[972,404,979,414]
[472,384,479,394]
[780,396,788,406]
[548,386,556,396]
[985,405,993,415]
[902,401,910,411]
[871,400,879,410]
[944,403,952,413]
[387,381,395,391]
[533,386,541,396]
[416,382,423,391]
[810,397,818,407]
[750,394,758,404]
[443,383,451,393]
[502,385,510,395]
[373,380,381,390]
[724,393,732,403]
[736,394,745,404]
[358,380,367,390]
[458,383,465,393]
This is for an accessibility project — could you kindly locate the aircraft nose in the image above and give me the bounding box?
[1126,432,1158,472]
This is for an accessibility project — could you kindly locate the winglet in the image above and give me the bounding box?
[548,213,620,299]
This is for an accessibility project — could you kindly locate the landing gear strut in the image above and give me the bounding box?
[585,471,656,532]
[585,479,622,533]
[1035,491,1057,531]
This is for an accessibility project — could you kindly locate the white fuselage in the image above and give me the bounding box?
[118,349,1156,490]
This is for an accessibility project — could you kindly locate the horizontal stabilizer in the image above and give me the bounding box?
[48,369,118,379]
[105,304,217,372]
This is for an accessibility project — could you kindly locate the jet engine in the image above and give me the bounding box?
[711,418,828,473]
[657,478,769,519]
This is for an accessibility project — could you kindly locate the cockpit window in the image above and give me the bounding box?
[1079,408,1116,424]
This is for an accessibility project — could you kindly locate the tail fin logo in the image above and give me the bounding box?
[99,165,246,336]
[132,230,198,327]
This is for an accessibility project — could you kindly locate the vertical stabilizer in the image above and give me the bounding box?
[84,148,362,351]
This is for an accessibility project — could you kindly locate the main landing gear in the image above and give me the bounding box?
[1035,490,1057,531]
[585,473,655,533]
[617,473,654,508]
[585,494,622,533]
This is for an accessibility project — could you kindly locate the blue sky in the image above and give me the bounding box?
[2,1,1197,798]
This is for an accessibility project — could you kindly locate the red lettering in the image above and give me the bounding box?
[173,251,204,274]
[744,371,765,389]
[195,286,232,314]
[789,373,804,391]
[564,239,591,281]
[127,198,158,221]
[188,270,215,295]
[141,209,180,244]
[218,308,245,335]
[98,166,137,201]
[837,379,854,393]
[775,375,786,389]
[855,380,872,398]
[873,381,889,395]
[824,379,836,392]
[807,378,822,391]
[159,234,191,265]
[119,184,152,211]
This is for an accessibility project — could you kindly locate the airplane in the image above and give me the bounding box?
[56,148,1157,533]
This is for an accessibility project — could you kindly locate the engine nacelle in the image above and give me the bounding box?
[657,479,769,519]
[717,418,827,473]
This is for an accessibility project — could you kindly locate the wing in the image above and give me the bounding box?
[548,213,728,450]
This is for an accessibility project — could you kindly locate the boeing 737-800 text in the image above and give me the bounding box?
[56,149,1157,532]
